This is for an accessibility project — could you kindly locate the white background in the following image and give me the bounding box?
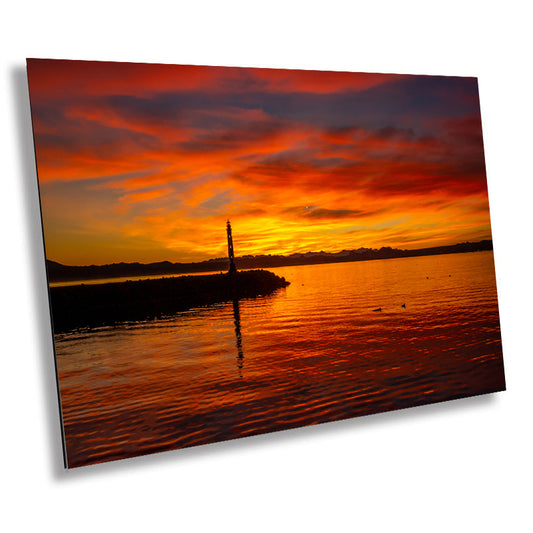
[2,1,532,531]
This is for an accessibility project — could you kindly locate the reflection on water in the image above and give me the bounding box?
[55,251,505,467]
[233,299,244,373]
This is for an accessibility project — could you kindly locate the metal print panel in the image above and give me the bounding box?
[27,59,505,468]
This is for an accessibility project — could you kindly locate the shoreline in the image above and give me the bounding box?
[46,240,493,283]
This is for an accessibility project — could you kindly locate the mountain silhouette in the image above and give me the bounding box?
[47,240,493,283]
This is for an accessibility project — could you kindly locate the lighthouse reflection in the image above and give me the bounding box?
[232,298,244,373]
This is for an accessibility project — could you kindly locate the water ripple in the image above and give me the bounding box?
[55,252,505,467]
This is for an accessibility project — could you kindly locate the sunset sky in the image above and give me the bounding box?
[28,59,492,266]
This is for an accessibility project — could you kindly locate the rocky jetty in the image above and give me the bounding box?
[49,270,289,333]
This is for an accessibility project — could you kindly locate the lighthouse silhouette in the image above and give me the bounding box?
[226,220,237,274]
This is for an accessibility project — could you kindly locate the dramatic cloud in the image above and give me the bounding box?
[27,59,492,265]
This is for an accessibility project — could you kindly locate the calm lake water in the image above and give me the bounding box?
[54,251,505,467]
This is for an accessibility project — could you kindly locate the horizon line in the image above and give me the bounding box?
[47,238,493,268]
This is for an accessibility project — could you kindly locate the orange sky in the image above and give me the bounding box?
[27,59,492,266]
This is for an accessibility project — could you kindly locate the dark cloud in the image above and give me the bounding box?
[45,73,477,136]
[31,103,160,159]
[303,208,365,219]
[32,63,488,204]
[177,119,288,153]
[374,126,416,141]
[282,205,384,220]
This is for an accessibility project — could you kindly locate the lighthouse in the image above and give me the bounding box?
[226,219,237,274]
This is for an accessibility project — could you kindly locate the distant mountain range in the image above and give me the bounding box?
[46,240,494,282]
